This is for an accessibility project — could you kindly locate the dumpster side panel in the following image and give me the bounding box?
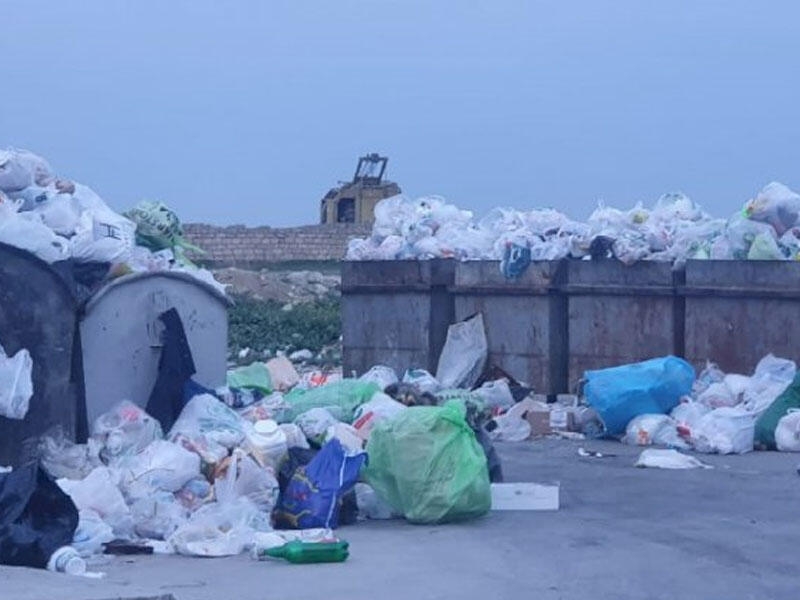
[452,261,566,394]
[566,260,678,390]
[683,261,800,374]
[0,245,78,465]
[342,292,434,376]
[81,275,228,424]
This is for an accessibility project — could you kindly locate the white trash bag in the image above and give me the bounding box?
[0,345,33,420]
[775,410,800,452]
[635,448,712,470]
[690,407,756,455]
[436,313,488,390]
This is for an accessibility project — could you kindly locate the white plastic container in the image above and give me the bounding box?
[247,420,288,468]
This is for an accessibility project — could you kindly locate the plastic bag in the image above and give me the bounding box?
[697,381,739,409]
[0,212,71,263]
[623,414,687,448]
[227,362,273,395]
[359,365,399,390]
[39,428,101,481]
[130,492,188,540]
[755,371,800,450]
[744,181,800,236]
[352,393,407,440]
[436,313,488,390]
[0,463,78,569]
[742,354,796,415]
[92,401,163,464]
[670,400,710,438]
[634,448,712,470]
[70,209,136,264]
[0,148,52,192]
[583,356,695,436]
[690,407,755,454]
[72,509,114,557]
[168,497,271,557]
[282,380,380,423]
[169,394,246,452]
[775,410,800,452]
[125,200,203,264]
[691,361,725,397]
[265,356,300,392]
[116,440,201,500]
[57,467,133,537]
[0,344,33,420]
[214,449,279,512]
[473,379,515,412]
[354,483,398,520]
[487,399,534,442]
[401,369,441,395]
[294,407,338,445]
[365,401,491,524]
[274,439,367,530]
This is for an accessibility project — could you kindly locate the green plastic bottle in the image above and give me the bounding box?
[262,540,350,564]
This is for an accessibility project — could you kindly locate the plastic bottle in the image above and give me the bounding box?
[248,420,288,468]
[260,540,349,564]
[47,546,87,575]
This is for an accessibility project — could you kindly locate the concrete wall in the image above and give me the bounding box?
[184,223,371,267]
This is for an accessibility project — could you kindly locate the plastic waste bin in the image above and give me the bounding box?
[564,260,684,391]
[0,243,83,465]
[451,261,567,394]
[80,272,230,424]
[341,259,455,377]
[682,260,800,374]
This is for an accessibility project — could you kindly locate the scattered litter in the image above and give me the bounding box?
[634,449,713,470]
[577,447,615,458]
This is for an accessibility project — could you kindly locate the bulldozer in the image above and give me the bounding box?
[320,153,401,225]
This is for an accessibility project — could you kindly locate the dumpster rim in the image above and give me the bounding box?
[82,270,232,314]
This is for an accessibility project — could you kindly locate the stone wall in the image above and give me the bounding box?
[183,223,371,267]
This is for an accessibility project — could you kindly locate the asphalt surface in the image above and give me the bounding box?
[2,439,798,600]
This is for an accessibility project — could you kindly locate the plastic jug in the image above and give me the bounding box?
[248,420,288,468]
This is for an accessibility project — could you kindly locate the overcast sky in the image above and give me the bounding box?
[2,1,799,226]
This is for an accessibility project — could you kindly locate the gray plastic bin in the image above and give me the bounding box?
[80,271,230,425]
[341,260,455,377]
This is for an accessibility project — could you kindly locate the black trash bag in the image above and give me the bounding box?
[274,448,358,528]
[146,308,197,431]
[474,426,504,483]
[0,462,78,569]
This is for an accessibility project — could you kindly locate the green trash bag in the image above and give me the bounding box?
[125,200,204,264]
[282,380,380,423]
[364,400,491,524]
[227,363,273,395]
[755,371,800,450]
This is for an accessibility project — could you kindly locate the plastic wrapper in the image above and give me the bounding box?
[92,401,163,464]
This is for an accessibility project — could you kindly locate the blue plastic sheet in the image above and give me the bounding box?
[584,356,695,436]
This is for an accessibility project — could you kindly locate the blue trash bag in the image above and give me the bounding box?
[273,439,367,530]
[584,356,695,436]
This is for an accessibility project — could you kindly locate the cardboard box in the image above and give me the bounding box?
[526,404,577,437]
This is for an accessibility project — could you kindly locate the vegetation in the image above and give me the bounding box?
[228,295,342,359]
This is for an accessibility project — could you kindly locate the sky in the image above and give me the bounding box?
[2,0,800,227]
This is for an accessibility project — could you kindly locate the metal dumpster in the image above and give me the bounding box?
[341,260,455,377]
[565,259,684,390]
[80,271,230,424]
[682,260,800,374]
[451,261,567,394]
[0,243,83,465]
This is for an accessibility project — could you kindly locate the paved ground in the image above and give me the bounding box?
[2,439,799,600]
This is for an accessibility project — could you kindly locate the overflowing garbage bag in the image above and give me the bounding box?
[346,182,800,265]
[0,147,222,292]
[365,401,491,524]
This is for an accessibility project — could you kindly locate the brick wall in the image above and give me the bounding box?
[183,223,371,267]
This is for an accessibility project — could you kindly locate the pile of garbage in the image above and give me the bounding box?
[578,354,800,456]
[24,322,513,566]
[346,182,800,265]
[0,148,222,293]
[214,269,340,304]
